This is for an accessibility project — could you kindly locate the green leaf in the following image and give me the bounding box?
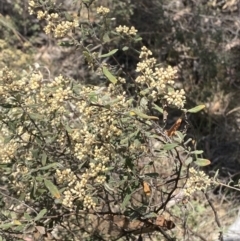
[83,50,92,62]
[0,222,15,229]
[13,224,25,232]
[37,189,46,195]
[144,173,159,178]
[15,94,21,102]
[32,148,40,159]
[153,103,163,114]
[36,177,43,182]
[133,139,141,148]
[64,12,73,21]
[119,130,139,146]
[44,179,61,199]
[103,32,110,43]
[140,88,150,96]
[190,150,204,155]
[134,37,142,42]
[99,49,118,58]
[0,103,17,108]
[213,169,219,181]
[102,66,117,84]
[195,158,211,166]
[45,134,58,144]
[29,113,45,120]
[121,193,131,209]
[34,209,47,221]
[38,163,59,171]
[4,135,13,144]
[173,131,185,143]
[64,124,73,133]
[142,212,158,219]
[129,109,158,120]
[41,152,47,166]
[184,138,193,145]
[187,105,205,113]
[163,143,178,150]
[59,41,74,47]
[122,46,129,51]
[24,213,32,221]
[30,179,36,199]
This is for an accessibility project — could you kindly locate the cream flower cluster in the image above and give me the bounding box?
[0,67,75,130]
[135,46,186,108]
[53,20,79,38]
[28,0,79,38]
[0,68,122,208]
[28,0,35,15]
[43,19,79,38]
[56,169,77,186]
[184,168,211,196]
[116,25,138,36]
[0,66,17,100]
[83,195,96,210]
[0,139,18,163]
[44,80,128,209]
[52,84,131,209]
[164,89,186,109]
[55,168,103,209]
[28,73,70,113]
[10,165,30,196]
[97,6,110,15]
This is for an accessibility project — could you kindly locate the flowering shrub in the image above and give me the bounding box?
[1,1,238,241]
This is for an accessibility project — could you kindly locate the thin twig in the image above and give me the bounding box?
[204,192,223,241]
[0,189,38,215]
[187,227,208,241]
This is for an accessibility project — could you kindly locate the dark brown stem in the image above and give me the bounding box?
[204,192,223,241]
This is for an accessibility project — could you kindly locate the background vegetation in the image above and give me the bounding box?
[1,0,240,240]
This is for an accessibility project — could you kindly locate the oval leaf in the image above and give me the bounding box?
[163,143,178,150]
[29,113,45,120]
[99,49,118,58]
[121,193,131,209]
[44,179,61,199]
[102,66,117,84]
[130,109,158,120]
[143,212,158,219]
[153,103,163,114]
[195,158,211,166]
[0,222,15,229]
[14,224,25,232]
[39,163,59,171]
[41,152,47,166]
[190,150,204,155]
[24,213,32,221]
[134,37,142,42]
[122,46,129,51]
[145,173,159,178]
[34,209,47,221]
[187,105,205,113]
[103,32,110,43]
